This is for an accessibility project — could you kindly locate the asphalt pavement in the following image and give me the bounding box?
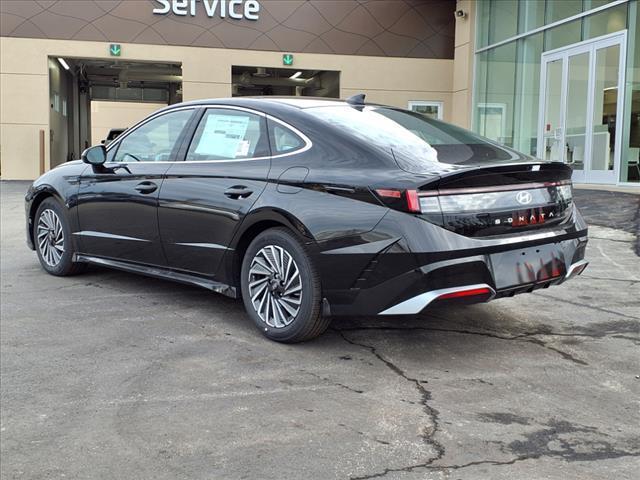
[1,181,639,479]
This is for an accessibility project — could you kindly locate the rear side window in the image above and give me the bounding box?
[186,109,269,161]
[269,120,305,154]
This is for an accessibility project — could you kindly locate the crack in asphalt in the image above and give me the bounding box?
[332,325,640,479]
[349,456,535,479]
[300,370,365,394]
[580,274,640,286]
[588,236,636,244]
[335,325,590,366]
[533,292,640,321]
[332,329,446,478]
[611,334,640,344]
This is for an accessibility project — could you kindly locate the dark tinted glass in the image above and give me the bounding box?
[307,106,526,172]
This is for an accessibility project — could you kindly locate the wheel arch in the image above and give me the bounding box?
[224,208,314,288]
[27,186,65,246]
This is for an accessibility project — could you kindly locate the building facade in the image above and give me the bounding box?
[0,0,468,180]
[0,0,637,185]
[474,0,639,185]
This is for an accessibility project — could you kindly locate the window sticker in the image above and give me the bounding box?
[195,114,250,158]
[236,140,250,157]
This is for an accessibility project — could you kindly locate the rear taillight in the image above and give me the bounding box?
[375,188,422,213]
[375,189,402,199]
[406,190,421,213]
[375,188,444,215]
[374,180,573,236]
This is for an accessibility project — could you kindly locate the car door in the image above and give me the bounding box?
[158,106,271,277]
[76,108,196,266]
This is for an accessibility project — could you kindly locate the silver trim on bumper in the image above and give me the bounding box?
[379,283,496,315]
[562,259,589,283]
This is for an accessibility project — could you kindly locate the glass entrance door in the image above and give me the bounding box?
[538,32,626,184]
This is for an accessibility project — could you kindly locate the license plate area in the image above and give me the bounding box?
[490,244,566,289]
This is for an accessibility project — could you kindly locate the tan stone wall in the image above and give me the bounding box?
[0,37,458,180]
[451,0,476,129]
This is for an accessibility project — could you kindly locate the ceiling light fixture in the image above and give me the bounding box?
[57,57,70,71]
[289,71,303,79]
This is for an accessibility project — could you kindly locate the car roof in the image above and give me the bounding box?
[170,96,376,111]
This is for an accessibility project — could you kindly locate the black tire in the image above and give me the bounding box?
[240,227,330,343]
[34,197,85,276]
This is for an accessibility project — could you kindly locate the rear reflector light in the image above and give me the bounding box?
[437,287,492,300]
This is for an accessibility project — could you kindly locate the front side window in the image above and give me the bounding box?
[186,109,269,161]
[113,109,193,162]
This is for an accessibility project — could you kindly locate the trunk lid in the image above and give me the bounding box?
[417,162,574,237]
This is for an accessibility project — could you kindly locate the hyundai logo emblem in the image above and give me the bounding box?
[516,191,533,205]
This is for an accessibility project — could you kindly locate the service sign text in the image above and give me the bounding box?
[153,0,260,20]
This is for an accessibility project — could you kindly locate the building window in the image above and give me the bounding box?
[473,0,637,184]
[408,101,443,120]
[476,103,507,144]
[52,93,60,113]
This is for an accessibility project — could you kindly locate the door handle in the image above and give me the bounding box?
[135,181,158,194]
[224,185,253,199]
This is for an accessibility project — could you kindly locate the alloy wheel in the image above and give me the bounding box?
[248,245,302,328]
[37,209,65,267]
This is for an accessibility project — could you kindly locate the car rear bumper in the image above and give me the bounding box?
[378,257,588,315]
[318,206,588,317]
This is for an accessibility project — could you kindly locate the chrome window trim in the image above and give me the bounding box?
[106,104,313,164]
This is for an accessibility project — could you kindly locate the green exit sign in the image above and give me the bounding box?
[110,44,121,57]
[282,53,294,66]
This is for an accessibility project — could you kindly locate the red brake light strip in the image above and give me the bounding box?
[437,287,492,300]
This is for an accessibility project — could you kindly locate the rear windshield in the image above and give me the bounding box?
[306,106,525,173]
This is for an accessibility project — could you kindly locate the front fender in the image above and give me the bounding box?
[25,184,68,249]
[25,164,86,249]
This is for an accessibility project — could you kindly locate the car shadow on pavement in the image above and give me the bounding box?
[81,265,565,349]
[78,265,635,371]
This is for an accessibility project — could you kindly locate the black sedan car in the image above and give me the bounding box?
[26,96,588,342]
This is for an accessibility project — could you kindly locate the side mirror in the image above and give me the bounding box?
[81,145,106,165]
